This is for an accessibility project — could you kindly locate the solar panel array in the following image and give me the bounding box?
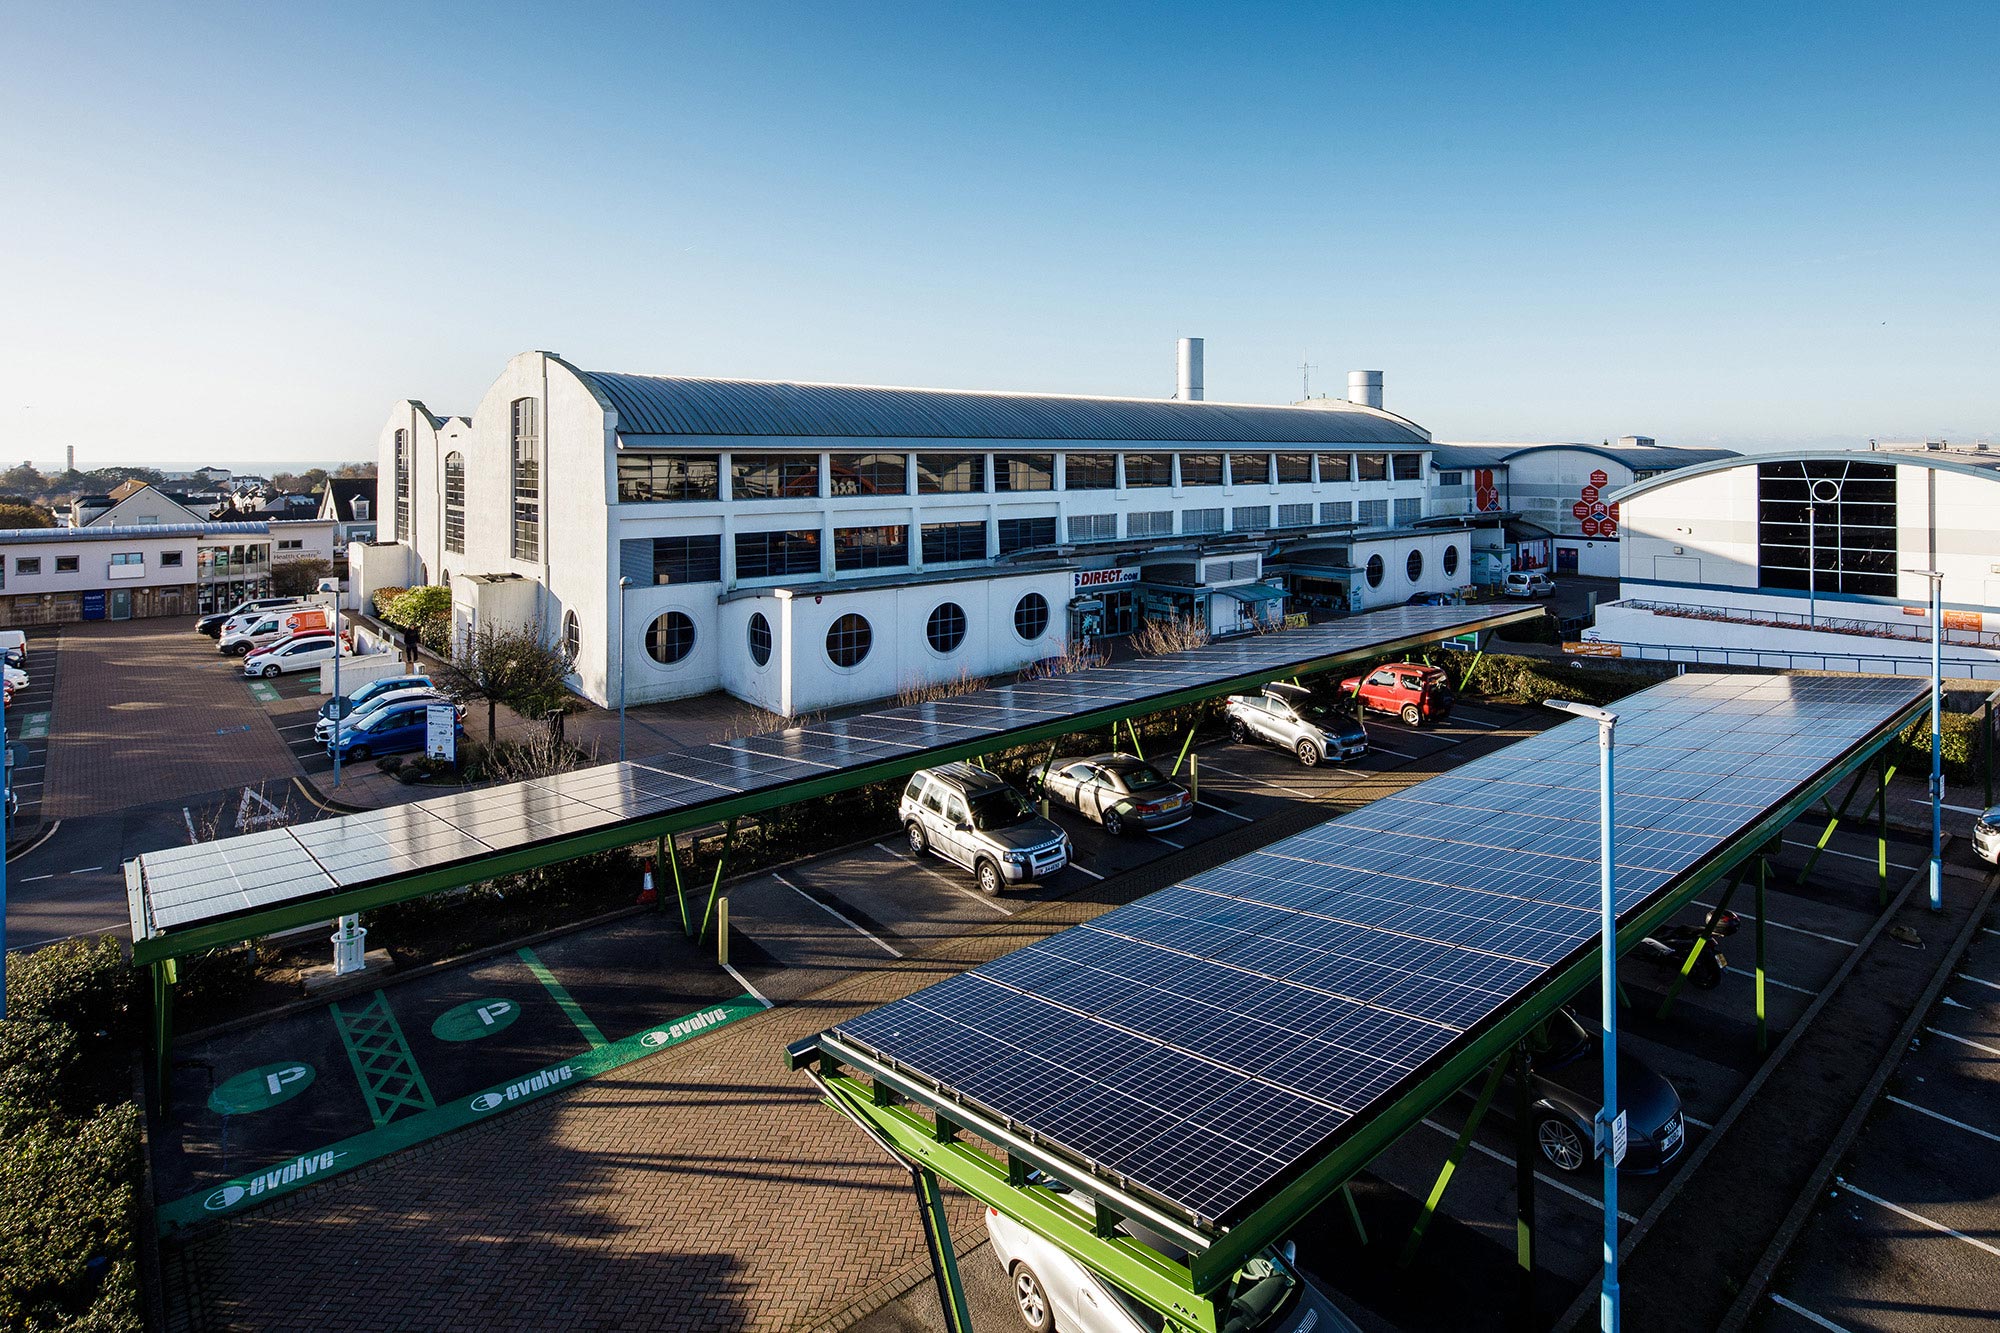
[827,673,1923,1228]
[134,604,1525,939]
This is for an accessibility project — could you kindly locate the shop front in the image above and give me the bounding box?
[1069,565,1140,641]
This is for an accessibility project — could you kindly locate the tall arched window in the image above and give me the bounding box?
[394,429,410,541]
[510,398,541,561]
[443,452,465,554]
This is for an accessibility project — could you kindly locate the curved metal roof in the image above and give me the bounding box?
[1612,448,2000,504]
[1429,441,1737,471]
[581,371,1430,446]
[0,522,271,544]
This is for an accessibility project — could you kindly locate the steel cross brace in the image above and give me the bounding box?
[1126,718,1146,760]
[698,818,738,943]
[1398,1056,1508,1268]
[1795,755,1895,897]
[1657,856,1752,1020]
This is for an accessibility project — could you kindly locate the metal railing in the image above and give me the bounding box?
[1613,598,2000,650]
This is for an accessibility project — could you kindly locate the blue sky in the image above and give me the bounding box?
[3,1,1994,466]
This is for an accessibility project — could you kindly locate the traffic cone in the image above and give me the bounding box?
[636,858,657,906]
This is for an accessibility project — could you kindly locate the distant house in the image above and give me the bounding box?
[318,478,377,554]
[80,482,208,530]
[0,521,274,623]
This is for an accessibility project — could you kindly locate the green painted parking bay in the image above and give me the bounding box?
[154,913,758,1231]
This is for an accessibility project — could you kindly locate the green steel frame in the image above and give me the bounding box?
[788,684,1928,1312]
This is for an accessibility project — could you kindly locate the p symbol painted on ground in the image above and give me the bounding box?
[432,998,520,1042]
[209,1062,316,1115]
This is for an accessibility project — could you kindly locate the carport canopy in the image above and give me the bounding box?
[125,603,1543,964]
[789,672,1927,1329]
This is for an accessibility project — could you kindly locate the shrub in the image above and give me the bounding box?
[1892,712,1983,786]
[174,945,258,1014]
[0,1020,84,1134]
[5,937,132,1042]
[0,1100,142,1332]
[370,585,408,618]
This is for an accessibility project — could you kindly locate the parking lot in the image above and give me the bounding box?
[5,625,61,836]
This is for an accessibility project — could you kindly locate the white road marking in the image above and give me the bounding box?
[1956,971,2000,993]
[1726,966,1816,995]
[1452,714,1503,729]
[1695,901,1859,949]
[721,963,773,1008]
[68,865,102,874]
[1924,1026,2000,1058]
[1197,760,1318,800]
[1909,798,1985,816]
[1781,837,1916,872]
[1835,1176,2000,1259]
[1885,1094,2000,1145]
[1197,801,1255,823]
[770,872,903,957]
[1417,1117,1638,1223]
[870,842,1013,915]
[1363,741,1416,758]
[1685,1114,1715,1131]
[1151,834,1186,850]
[1066,863,1107,881]
[1769,1293,1856,1333]
[19,873,52,883]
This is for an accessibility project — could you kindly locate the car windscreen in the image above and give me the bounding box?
[967,788,1035,831]
[359,709,413,732]
[1110,763,1168,789]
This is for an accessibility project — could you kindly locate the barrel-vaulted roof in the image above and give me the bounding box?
[580,371,1432,447]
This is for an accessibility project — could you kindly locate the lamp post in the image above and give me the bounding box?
[1545,697,1621,1333]
[320,579,343,788]
[618,576,632,763]
[1905,568,1945,912]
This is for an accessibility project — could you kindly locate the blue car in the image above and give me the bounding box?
[319,674,433,724]
[326,700,462,762]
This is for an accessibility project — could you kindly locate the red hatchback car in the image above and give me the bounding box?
[1339,662,1456,726]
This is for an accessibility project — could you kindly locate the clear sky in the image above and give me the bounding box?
[3,1,1995,467]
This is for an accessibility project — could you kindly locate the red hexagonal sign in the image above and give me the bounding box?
[1590,469,1609,487]
[1580,517,1602,537]
[1581,484,1601,504]
[1572,501,1592,520]
[1609,502,1621,520]
[1601,519,1619,536]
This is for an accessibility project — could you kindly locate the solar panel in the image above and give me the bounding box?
[132,604,1536,944]
[820,672,1925,1228]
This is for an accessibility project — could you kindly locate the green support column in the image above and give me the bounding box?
[1126,718,1146,759]
[1170,723,1200,778]
[654,835,668,913]
[151,958,177,1105]
[1513,1042,1536,1332]
[1658,858,1750,1020]
[1398,1059,1507,1268]
[1796,766,1871,885]
[668,837,690,935]
[913,1166,975,1333]
[699,819,737,943]
[1341,1184,1368,1246]
[1755,853,1770,1054]
[1877,758,1895,906]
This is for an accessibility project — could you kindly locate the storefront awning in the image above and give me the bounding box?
[1215,582,1287,606]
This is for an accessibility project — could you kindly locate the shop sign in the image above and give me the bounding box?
[1074,567,1139,591]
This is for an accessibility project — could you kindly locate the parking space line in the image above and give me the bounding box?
[1725,965,1816,995]
[771,872,903,957]
[1066,863,1106,881]
[870,842,1013,915]
[1363,741,1416,758]
[1152,834,1186,850]
[518,945,610,1048]
[1197,801,1255,823]
[1884,1094,2000,1144]
[1417,1117,1638,1223]
[1696,902,1858,948]
[1835,1176,2000,1259]
[721,963,773,1008]
[1910,798,1986,816]
[19,873,51,883]
[1924,1026,2000,1058]
[1191,759,1316,800]
[1769,1293,1855,1333]
[1780,837,1917,872]
[1956,971,2000,993]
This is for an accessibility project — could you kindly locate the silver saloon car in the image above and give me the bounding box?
[1034,753,1192,836]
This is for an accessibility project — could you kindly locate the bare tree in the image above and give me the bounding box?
[432,622,577,743]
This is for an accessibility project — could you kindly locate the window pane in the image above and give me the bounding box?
[915,454,985,494]
[1123,453,1172,488]
[1393,497,1423,526]
[1357,453,1388,482]
[732,454,820,500]
[1178,453,1222,486]
[1318,453,1352,482]
[833,525,910,571]
[1358,499,1388,527]
[651,536,723,584]
[1128,510,1173,537]
[1228,454,1270,486]
[1392,453,1423,480]
[829,453,907,497]
[994,454,1053,492]
[1319,501,1353,524]
[1276,453,1312,484]
[618,454,721,502]
[1065,453,1116,490]
[1231,506,1271,532]
[444,452,466,553]
[1068,513,1116,542]
[996,517,1057,555]
[1182,508,1223,534]
[734,529,821,579]
[1757,460,1898,597]
[921,521,987,564]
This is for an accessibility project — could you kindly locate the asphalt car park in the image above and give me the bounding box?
[4,626,61,835]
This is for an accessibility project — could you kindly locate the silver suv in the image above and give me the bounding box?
[900,763,1071,895]
[1223,683,1368,767]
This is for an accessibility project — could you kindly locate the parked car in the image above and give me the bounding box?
[1339,662,1455,727]
[1497,1007,1686,1175]
[988,1199,1360,1333]
[1973,807,2000,865]
[219,606,333,656]
[0,630,27,668]
[1406,591,1466,607]
[1503,570,1556,598]
[317,686,451,742]
[1032,753,1191,836]
[1224,683,1368,767]
[319,675,434,726]
[326,698,462,762]
[900,763,1070,895]
[243,636,341,678]
[196,597,299,638]
[2,664,26,692]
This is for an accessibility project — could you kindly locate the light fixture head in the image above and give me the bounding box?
[1545,698,1618,725]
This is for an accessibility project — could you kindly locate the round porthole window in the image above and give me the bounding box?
[1013,592,1050,641]
[826,613,872,668]
[747,612,771,667]
[645,611,696,665]
[926,602,967,654]
[1406,549,1424,582]
[562,610,580,659]
[1443,544,1460,578]
[1366,554,1385,588]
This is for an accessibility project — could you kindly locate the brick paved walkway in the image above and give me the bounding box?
[44,620,301,820]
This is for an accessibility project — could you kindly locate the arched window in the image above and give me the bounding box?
[510,398,540,561]
[1013,593,1050,641]
[1366,554,1385,587]
[646,612,696,665]
[1443,544,1460,578]
[1406,549,1424,582]
[443,452,465,554]
[747,613,771,666]
[393,429,410,541]
[562,610,580,660]
[926,602,967,654]
[826,613,872,668]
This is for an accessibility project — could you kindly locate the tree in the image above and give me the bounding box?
[433,622,577,742]
[271,557,334,598]
[0,502,54,529]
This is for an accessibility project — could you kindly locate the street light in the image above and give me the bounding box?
[618,576,633,763]
[1545,697,1622,1333]
[320,579,344,788]
[1904,567,1945,912]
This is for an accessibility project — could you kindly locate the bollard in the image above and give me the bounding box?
[1190,753,1199,806]
[717,897,730,967]
[331,914,367,976]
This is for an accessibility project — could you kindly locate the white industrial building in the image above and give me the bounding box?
[363,345,1497,714]
[0,522,273,624]
[1594,442,2000,678]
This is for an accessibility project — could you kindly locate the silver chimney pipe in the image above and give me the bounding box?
[1348,370,1383,409]
[1177,338,1205,401]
